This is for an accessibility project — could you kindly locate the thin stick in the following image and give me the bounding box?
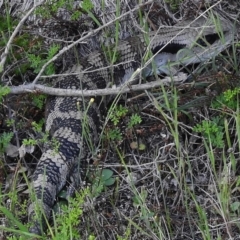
[9,73,187,96]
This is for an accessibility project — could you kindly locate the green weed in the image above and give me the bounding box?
[0,85,10,102]
[35,0,93,20]
[212,87,240,111]
[109,104,128,126]
[22,138,37,147]
[194,87,240,148]
[127,113,142,128]
[106,128,122,141]
[27,44,60,75]
[50,190,88,239]
[22,121,60,155]
[0,13,44,76]
[193,117,224,148]
[88,169,115,197]
[0,132,13,154]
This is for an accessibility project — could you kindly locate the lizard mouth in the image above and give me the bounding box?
[196,32,227,47]
[151,32,226,56]
[144,31,228,77]
[152,43,186,55]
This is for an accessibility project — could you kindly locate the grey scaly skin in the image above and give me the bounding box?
[28,15,234,235]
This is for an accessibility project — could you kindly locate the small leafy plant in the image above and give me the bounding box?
[89,169,115,197]
[31,120,45,133]
[35,0,93,20]
[0,13,44,76]
[22,121,60,155]
[193,116,224,148]
[194,87,240,148]
[212,87,240,111]
[31,94,46,110]
[0,85,10,102]
[106,105,142,142]
[22,121,44,148]
[50,188,91,239]
[107,128,122,141]
[0,132,13,154]
[128,113,142,128]
[27,43,60,75]
[109,105,128,126]
[22,138,37,147]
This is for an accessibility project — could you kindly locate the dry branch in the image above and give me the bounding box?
[9,73,187,96]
